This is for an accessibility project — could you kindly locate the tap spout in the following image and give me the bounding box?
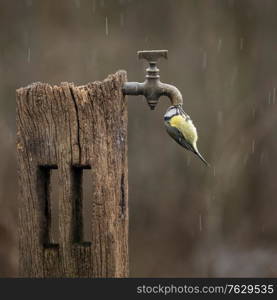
[123,80,183,109]
[158,82,183,106]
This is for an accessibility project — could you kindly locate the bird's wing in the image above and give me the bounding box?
[165,122,195,152]
[166,123,209,165]
[165,121,209,166]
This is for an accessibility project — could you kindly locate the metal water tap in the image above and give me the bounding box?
[122,50,183,110]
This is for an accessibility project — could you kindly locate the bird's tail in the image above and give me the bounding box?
[194,149,210,167]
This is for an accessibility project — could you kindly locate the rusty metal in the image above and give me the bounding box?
[122,50,183,110]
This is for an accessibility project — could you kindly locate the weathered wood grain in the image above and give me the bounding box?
[16,71,128,277]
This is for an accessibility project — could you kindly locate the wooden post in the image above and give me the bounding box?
[16,71,128,277]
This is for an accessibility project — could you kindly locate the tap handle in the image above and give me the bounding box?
[137,50,168,64]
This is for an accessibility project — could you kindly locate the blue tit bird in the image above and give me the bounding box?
[164,105,209,166]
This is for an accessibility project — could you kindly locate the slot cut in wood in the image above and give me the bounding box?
[72,165,92,246]
[38,165,59,248]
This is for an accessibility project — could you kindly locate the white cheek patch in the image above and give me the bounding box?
[165,107,178,118]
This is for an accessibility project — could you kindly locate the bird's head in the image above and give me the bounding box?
[164,105,182,121]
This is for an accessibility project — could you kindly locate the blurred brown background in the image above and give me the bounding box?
[0,0,277,277]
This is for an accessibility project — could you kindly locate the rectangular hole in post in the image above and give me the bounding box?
[72,165,92,246]
[119,173,126,218]
[38,165,59,248]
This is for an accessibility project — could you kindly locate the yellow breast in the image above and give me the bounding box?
[169,115,198,145]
